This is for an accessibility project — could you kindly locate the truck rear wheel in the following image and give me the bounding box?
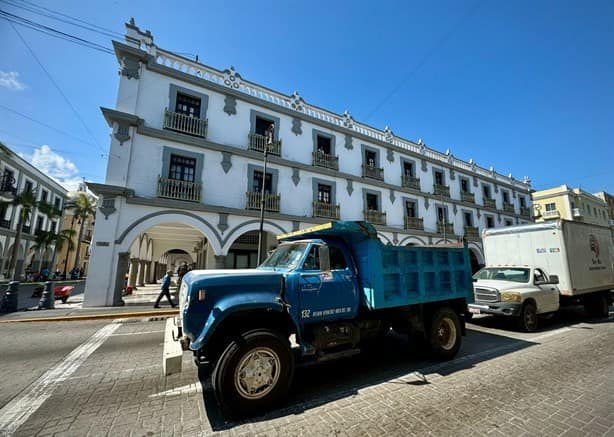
[211,329,294,416]
[584,293,609,318]
[517,301,538,332]
[428,307,461,360]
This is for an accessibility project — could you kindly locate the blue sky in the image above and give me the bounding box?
[1,0,613,193]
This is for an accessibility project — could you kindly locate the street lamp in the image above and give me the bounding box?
[257,123,275,265]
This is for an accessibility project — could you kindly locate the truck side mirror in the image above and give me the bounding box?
[548,275,559,285]
[319,244,330,273]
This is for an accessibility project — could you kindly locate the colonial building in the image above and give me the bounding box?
[0,146,68,280]
[532,185,610,227]
[84,20,534,306]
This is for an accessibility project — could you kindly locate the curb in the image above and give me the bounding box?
[0,309,179,323]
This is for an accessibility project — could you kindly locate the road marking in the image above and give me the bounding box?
[0,322,120,435]
[149,382,207,398]
[110,330,164,336]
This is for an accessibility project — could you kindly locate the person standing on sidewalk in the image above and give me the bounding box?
[154,270,176,308]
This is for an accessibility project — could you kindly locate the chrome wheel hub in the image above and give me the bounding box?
[234,347,280,399]
[437,318,456,350]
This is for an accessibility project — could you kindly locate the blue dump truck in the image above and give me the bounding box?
[170,221,473,415]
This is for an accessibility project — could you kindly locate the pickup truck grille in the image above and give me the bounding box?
[474,287,499,303]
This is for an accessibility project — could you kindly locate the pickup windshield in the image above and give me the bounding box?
[473,267,530,283]
[260,243,308,270]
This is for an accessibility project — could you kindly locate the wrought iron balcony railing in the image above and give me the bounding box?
[157,177,202,202]
[245,192,280,212]
[363,210,386,225]
[437,222,454,235]
[464,226,480,239]
[248,133,282,156]
[163,108,208,138]
[433,184,450,197]
[404,216,423,231]
[542,209,560,219]
[22,225,31,234]
[503,202,515,213]
[312,151,339,170]
[460,191,475,203]
[312,201,340,219]
[362,164,384,181]
[483,198,496,209]
[520,206,531,217]
[401,175,420,190]
[0,219,10,229]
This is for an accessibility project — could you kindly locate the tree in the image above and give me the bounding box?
[71,192,96,273]
[51,229,76,276]
[0,189,38,280]
[37,200,63,270]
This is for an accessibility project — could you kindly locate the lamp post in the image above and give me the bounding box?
[257,123,275,265]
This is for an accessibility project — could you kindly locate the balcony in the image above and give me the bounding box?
[520,206,531,217]
[245,192,280,212]
[572,208,583,218]
[464,226,480,239]
[312,151,339,170]
[363,210,386,225]
[0,219,10,229]
[248,133,282,156]
[157,177,202,202]
[483,198,496,209]
[433,184,450,197]
[460,191,475,203]
[312,201,340,220]
[404,216,424,231]
[503,202,515,213]
[163,108,208,138]
[22,225,31,234]
[401,175,420,190]
[362,164,384,181]
[542,209,560,219]
[0,173,17,195]
[437,222,454,235]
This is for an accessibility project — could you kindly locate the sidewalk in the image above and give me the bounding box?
[0,282,179,323]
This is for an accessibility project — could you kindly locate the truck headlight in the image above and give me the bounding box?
[500,291,522,303]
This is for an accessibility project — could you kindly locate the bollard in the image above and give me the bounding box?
[38,281,55,310]
[1,281,19,313]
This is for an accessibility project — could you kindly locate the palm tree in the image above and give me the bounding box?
[51,229,76,277]
[72,192,96,274]
[1,189,38,280]
[38,200,63,271]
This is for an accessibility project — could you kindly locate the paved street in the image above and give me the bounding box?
[0,307,613,436]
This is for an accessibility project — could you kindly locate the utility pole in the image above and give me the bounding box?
[257,123,275,265]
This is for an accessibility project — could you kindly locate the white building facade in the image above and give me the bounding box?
[85,20,534,306]
[0,148,68,280]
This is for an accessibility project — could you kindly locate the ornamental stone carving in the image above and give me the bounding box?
[223,66,242,90]
[221,152,232,173]
[291,117,302,135]
[292,168,300,186]
[223,95,237,115]
[389,189,396,204]
[346,179,353,196]
[344,134,353,150]
[217,213,229,233]
[342,110,354,129]
[290,91,305,112]
[424,197,430,210]
[119,56,140,79]
[387,148,394,163]
[384,126,394,143]
[114,123,130,145]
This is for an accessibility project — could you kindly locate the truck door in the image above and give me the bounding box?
[534,268,559,313]
[297,243,359,324]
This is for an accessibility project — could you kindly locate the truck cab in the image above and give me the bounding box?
[468,266,560,331]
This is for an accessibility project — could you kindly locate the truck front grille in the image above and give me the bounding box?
[474,287,499,303]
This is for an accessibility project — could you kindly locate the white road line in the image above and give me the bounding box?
[0,322,120,435]
[110,330,164,336]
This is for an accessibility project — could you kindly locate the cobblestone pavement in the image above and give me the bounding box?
[1,309,613,436]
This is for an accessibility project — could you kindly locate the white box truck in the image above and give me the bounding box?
[468,220,614,331]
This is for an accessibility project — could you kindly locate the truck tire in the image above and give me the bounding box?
[211,329,294,416]
[584,293,609,318]
[517,301,538,332]
[428,307,461,360]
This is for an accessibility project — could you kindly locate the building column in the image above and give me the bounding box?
[128,258,139,289]
[143,261,150,285]
[214,255,226,269]
[137,260,146,286]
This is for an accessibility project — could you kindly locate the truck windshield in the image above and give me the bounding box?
[260,243,308,270]
[473,267,530,283]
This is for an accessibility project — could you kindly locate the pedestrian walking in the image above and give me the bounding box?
[154,269,176,308]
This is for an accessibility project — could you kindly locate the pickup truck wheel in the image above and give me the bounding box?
[584,294,609,318]
[212,329,294,416]
[517,302,538,332]
[428,308,461,360]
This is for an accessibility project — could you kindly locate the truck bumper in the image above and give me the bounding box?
[468,302,522,317]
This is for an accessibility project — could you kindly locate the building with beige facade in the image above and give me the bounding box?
[532,185,610,226]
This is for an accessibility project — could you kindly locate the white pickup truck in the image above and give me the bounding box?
[468,220,614,331]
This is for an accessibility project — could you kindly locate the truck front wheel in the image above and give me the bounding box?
[428,308,461,360]
[212,329,294,416]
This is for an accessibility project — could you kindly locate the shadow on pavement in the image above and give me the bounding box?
[200,327,536,431]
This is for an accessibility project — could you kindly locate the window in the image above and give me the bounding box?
[0,203,7,220]
[316,135,332,155]
[434,170,444,186]
[317,184,331,204]
[365,150,377,167]
[403,161,414,178]
[36,216,44,232]
[519,196,526,208]
[252,170,273,194]
[483,184,492,199]
[436,206,447,223]
[54,198,61,210]
[329,246,348,270]
[51,221,57,233]
[463,212,473,227]
[175,93,201,118]
[460,178,470,193]
[405,200,417,217]
[545,203,556,211]
[502,191,510,203]
[366,193,378,211]
[169,155,196,182]
[255,116,274,137]
[486,216,495,228]
[302,245,320,271]
[504,219,513,226]
[534,269,546,283]
[41,190,48,203]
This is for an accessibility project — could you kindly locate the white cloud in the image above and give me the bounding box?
[20,145,83,191]
[0,71,27,91]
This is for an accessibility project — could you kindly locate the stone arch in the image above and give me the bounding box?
[221,219,288,255]
[116,211,222,255]
[399,235,427,246]
[147,239,154,261]
[377,232,392,245]
[468,242,485,272]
